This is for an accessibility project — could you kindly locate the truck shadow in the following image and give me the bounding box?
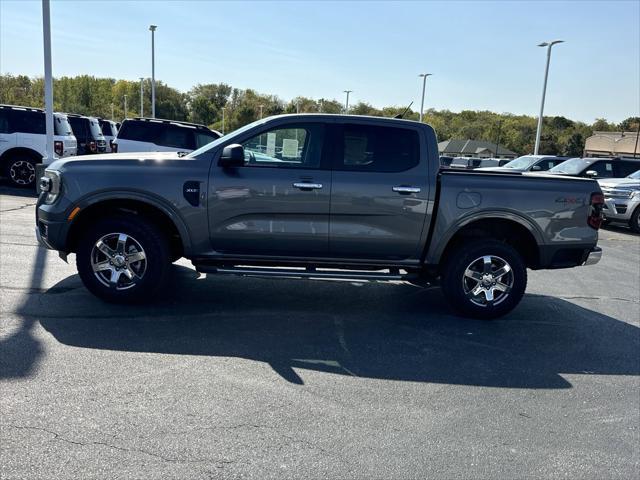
[8,264,639,388]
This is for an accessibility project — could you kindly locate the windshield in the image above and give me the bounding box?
[549,158,588,174]
[502,156,537,169]
[54,115,73,136]
[627,170,640,179]
[186,118,266,158]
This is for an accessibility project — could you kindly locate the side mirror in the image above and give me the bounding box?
[531,165,542,171]
[218,144,245,168]
[585,170,598,178]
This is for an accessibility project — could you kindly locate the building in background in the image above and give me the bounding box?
[438,139,518,159]
[584,131,640,158]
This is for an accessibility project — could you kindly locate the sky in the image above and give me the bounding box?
[0,0,638,123]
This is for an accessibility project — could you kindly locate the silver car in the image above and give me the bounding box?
[599,169,640,233]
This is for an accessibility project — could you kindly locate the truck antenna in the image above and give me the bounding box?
[394,101,413,119]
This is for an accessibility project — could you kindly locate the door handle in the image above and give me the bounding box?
[392,186,421,194]
[293,182,323,190]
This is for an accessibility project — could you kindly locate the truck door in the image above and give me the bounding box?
[208,122,331,256]
[328,122,430,261]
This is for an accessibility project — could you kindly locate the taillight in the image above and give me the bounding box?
[54,140,63,156]
[588,192,605,229]
[89,141,97,153]
[110,140,117,153]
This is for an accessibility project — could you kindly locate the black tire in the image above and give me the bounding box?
[629,206,640,234]
[76,215,171,303]
[441,239,527,319]
[4,152,40,188]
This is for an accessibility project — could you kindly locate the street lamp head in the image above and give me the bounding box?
[149,25,157,32]
[538,40,564,47]
[419,73,432,78]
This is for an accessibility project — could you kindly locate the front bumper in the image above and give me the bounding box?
[582,246,602,266]
[603,197,639,221]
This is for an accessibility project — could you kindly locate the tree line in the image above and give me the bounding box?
[1,73,638,156]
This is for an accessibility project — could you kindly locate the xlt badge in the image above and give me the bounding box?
[183,181,200,206]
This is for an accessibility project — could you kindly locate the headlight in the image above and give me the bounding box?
[631,191,640,199]
[40,169,62,204]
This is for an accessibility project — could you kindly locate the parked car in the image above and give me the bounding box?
[66,114,107,155]
[98,118,119,152]
[598,169,640,233]
[0,104,77,187]
[476,155,567,173]
[450,157,482,169]
[112,117,222,154]
[36,114,604,319]
[439,155,455,167]
[548,157,640,179]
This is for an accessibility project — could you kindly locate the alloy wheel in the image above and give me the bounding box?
[462,255,514,307]
[91,233,147,290]
[9,160,36,186]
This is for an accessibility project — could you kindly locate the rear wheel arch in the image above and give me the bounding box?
[0,147,43,163]
[66,197,189,260]
[437,216,541,272]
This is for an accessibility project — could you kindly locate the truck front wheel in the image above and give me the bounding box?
[441,240,527,319]
[76,215,171,303]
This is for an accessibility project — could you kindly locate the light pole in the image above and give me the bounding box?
[221,107,225,134]
[418,73,432,122]
[296,99,300,114]
[534,40,564,155]
[319,99,323,113]
[259,104,264,119]
[343,90,352,114]
[123,94,128,119]
[42,0,54,165]
[111,103,114,120]
[149,25,157,118]
[139,77,144,117]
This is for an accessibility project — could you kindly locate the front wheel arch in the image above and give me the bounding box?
[66,198,186,260]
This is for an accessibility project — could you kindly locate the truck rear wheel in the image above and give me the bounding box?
[76,215,171,303]
[441,240,527,319]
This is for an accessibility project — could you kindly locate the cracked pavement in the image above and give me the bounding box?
[1,186,639,479]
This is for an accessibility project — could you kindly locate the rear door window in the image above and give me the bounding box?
[118,120,158,143]
[334,124,419,172]
[589,161,615,178]
[11,110,45,134]
[617,161,640,177]
[195,131,219,149]
[157,125,195,149]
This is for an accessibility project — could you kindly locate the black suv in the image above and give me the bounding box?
[112,117,222,153]
[66,114,107,155]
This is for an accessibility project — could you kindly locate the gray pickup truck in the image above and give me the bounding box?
[36,114,604,319]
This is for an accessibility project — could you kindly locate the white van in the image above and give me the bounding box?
[112,117,221,154]
[0,105,77,187]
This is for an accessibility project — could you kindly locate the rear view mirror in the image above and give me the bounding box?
[218,144,245,168]
[531,165,542,171]
[585,170,598,178]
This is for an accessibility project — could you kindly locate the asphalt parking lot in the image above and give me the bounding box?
[1,185,638,479]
